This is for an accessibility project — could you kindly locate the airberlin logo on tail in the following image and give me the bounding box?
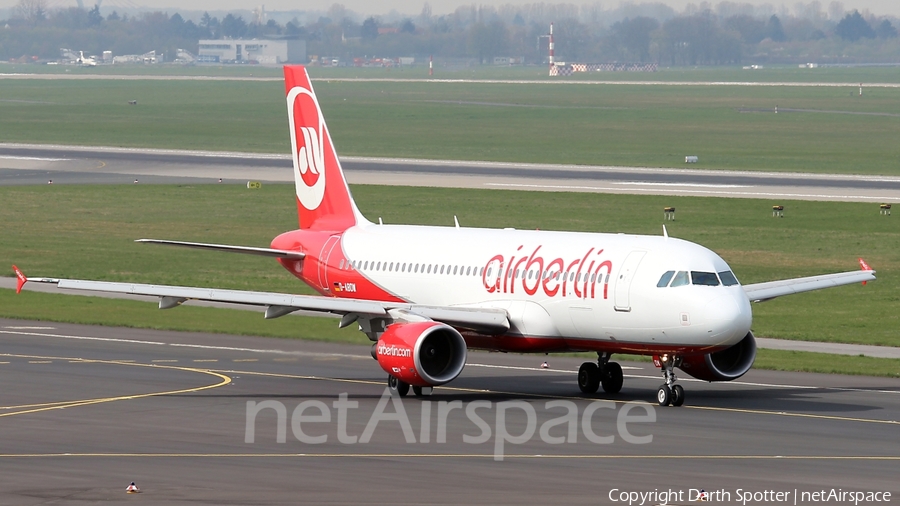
[287,86,327,211]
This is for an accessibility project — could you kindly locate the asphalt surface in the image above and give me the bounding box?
[1,318,898,504]
[2,144,899,202]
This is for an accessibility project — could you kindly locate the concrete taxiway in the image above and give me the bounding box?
[0,318,897,504]
[2,143,899,202]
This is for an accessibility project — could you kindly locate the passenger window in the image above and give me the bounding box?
[657,271,675,287]
[691,271,720,286]
[670,271,690,287]
[719,270,740,286]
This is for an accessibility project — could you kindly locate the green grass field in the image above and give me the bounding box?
[2,65,898,378]
[1,77,899,174]
[2,184,897,347]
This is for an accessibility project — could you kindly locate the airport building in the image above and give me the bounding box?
[197,39,306,64]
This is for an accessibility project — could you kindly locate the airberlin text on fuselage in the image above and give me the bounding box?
[482,245,613,299]
[377,344,412,358]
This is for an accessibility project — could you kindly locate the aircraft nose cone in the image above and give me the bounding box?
[703,295,752,344]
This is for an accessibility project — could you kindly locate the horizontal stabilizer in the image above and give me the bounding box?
[136,239,305,259]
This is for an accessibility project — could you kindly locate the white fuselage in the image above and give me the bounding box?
[340,223,753,351]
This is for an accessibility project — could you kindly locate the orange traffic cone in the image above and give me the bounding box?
[126,482,141,494]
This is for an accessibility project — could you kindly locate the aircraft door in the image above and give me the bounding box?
[614,251,646,312]
[317,235,341,291]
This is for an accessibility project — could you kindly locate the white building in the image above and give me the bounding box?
[197,39,306,64]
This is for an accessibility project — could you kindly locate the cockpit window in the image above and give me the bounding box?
[691,271,720,286]
[657,271,675,287]
[670,271,690,287]
[718,270,740,286]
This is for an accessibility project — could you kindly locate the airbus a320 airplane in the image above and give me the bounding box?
[13,65,876,407]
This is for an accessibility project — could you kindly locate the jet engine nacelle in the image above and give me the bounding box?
[373,321,467,387]
[678,332,757,382]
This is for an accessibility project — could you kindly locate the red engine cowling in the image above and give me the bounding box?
[678,332,757,382]
[373,321,468,387]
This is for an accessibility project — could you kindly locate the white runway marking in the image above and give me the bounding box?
[467,362,641,373]
[0,155,70,162]
[613,181,749,188]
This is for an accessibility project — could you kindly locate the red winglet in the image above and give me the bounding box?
[12,265,27,294]
[858,258,873,285]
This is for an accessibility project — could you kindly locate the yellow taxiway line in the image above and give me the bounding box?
[0,353,231,418]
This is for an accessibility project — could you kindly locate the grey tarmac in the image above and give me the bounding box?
[2,143,899,202]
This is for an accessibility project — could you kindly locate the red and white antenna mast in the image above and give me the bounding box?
[548,22,555,72]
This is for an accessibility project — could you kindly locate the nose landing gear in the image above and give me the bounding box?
[578,352,624,395]
[655,355,684,407]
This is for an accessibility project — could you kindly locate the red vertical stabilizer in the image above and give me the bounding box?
[283,66,365,231]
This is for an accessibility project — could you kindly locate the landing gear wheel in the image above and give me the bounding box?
[387,375,409,397]
[671,384,685,407]
[657,384,672,406]
[413,386,423,397]
[578,362,601,394]
[601,362,624,394]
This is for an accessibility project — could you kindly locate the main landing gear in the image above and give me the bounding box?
[387,375,409,396]
[387,375,433,397]
[655,355,684,407]
[578,352,624,395]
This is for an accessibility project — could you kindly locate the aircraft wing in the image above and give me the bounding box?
[742,259,875,303]
[12,267,510,334]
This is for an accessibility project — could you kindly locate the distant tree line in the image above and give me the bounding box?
[2,0,898,65]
